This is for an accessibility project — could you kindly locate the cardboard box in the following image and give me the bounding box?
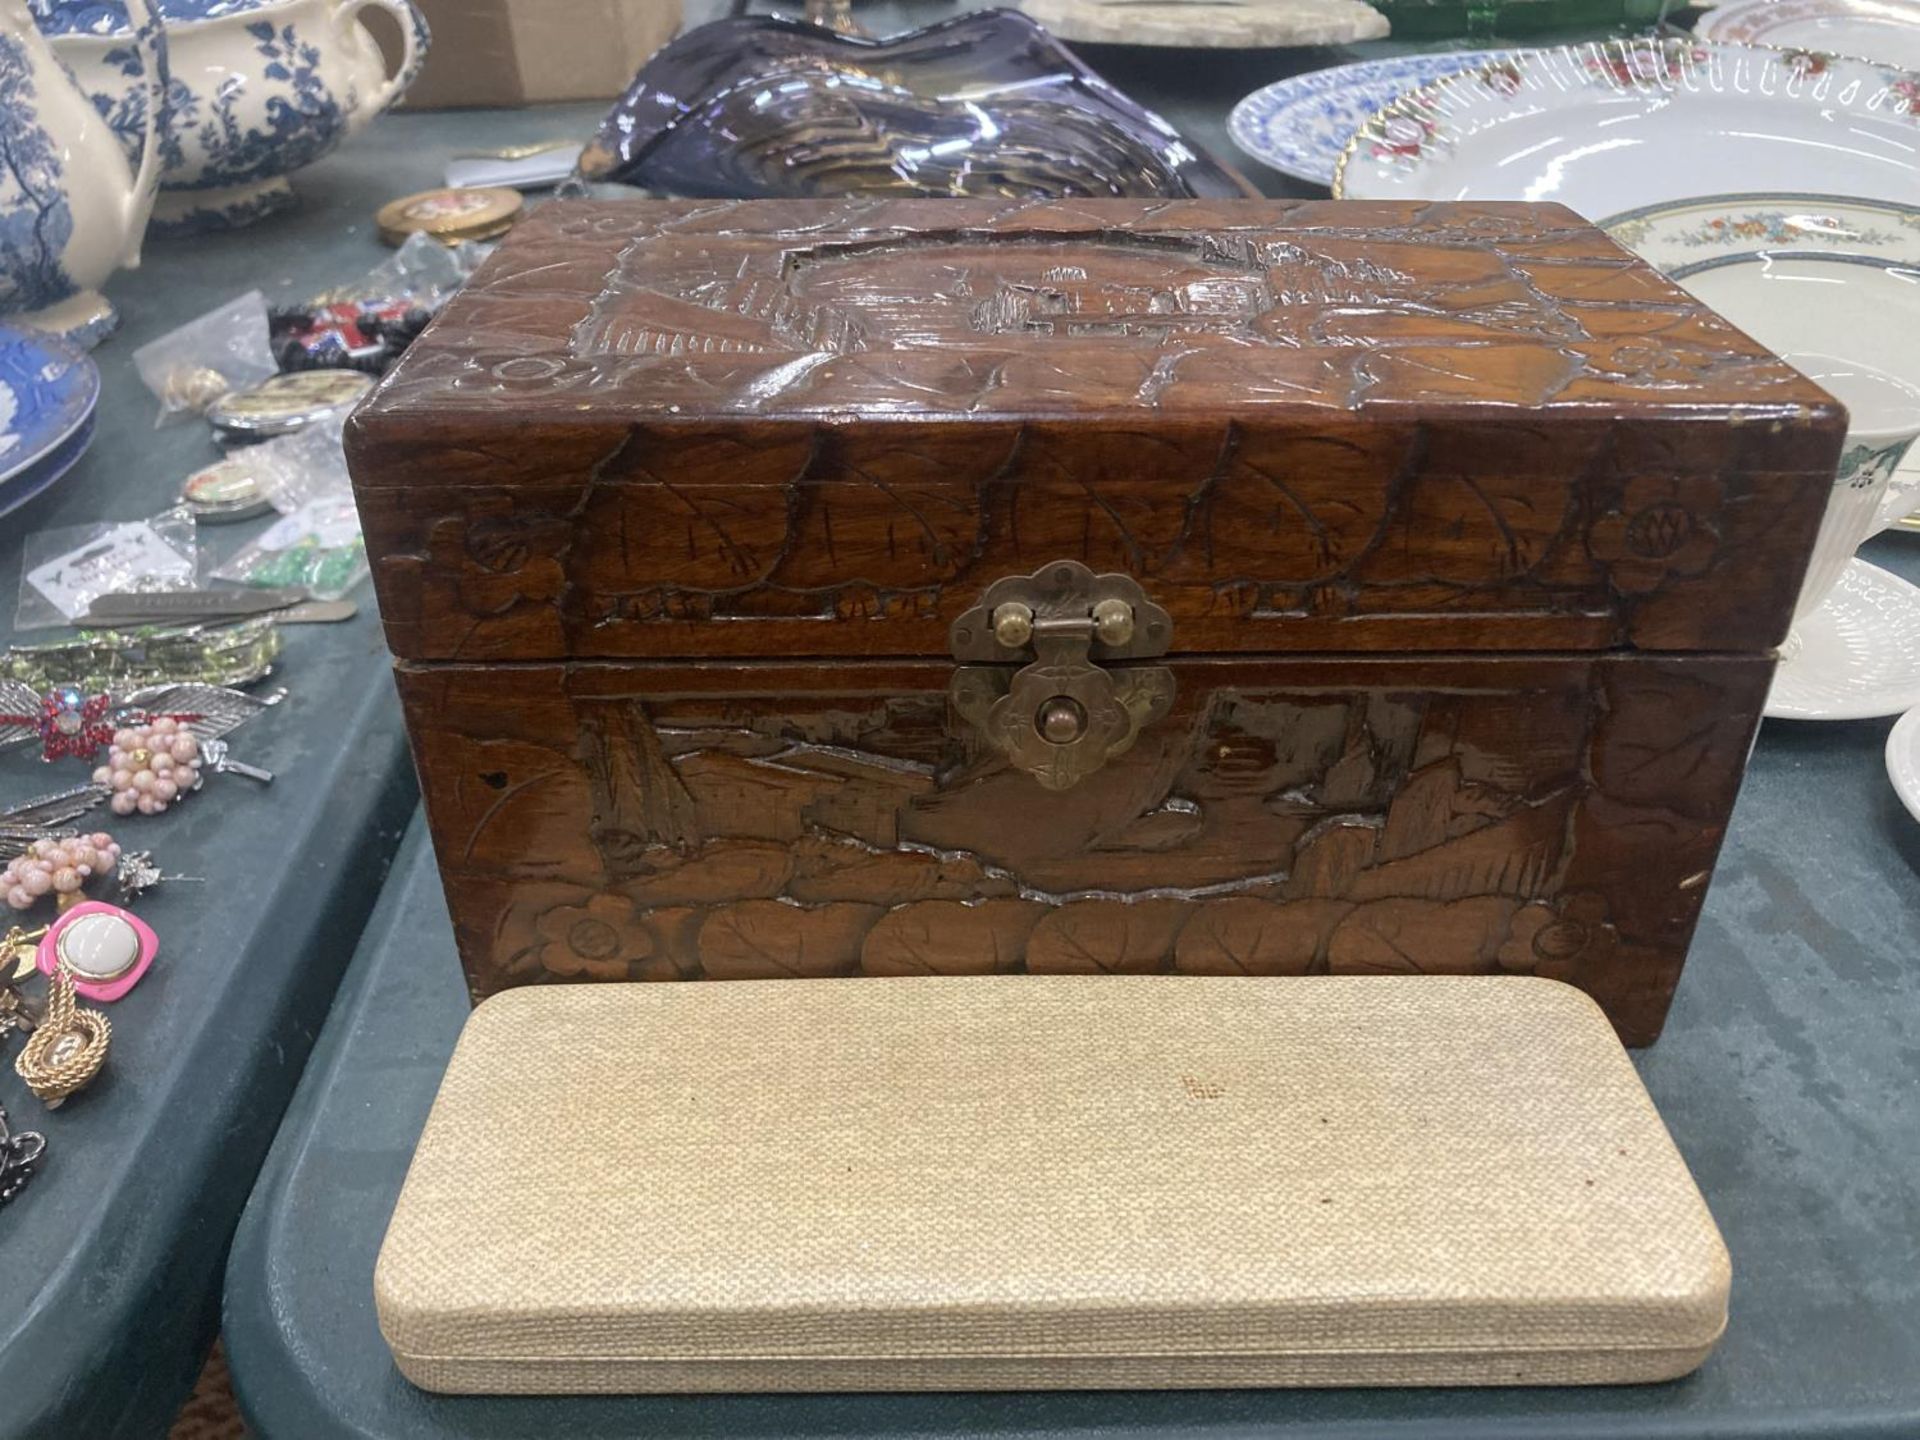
[397,0,684,108]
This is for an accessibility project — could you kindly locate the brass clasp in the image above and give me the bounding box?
[949,560,1175,791]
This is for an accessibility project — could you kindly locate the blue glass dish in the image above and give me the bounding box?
[579,8,1257,201]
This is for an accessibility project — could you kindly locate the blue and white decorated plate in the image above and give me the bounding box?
[0,325,101,511]
[26,0,266,37]
[0,411,97,521]
[1228,51,1503,187]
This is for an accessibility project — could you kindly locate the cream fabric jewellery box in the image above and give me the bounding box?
[374,975,1730,1394]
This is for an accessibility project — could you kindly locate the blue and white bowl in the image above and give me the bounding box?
[33,0,429,232]
[1229,51,1503,188]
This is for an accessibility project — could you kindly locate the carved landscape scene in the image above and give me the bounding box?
[404,654,1770,1044]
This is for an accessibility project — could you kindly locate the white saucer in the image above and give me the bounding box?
[1888,706,1920,822]
[1768,559,1920,721]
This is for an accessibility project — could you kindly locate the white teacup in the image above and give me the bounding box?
[1785,353,1920,624]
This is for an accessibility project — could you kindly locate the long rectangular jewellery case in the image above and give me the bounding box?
[374,974,1731,1393]
[346,197,1842,1044]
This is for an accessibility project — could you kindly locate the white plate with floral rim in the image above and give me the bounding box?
[1601,193,1920,530]
[1697,0,1920,71]
[1602,193,1920,268]
[1887,703,1920,820]
[1332,39,1920,214]
[1229,51,1503,186]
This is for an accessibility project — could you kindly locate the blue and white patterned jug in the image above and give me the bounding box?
[0,0,165,345]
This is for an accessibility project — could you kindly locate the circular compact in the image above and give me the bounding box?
[180,456,276,523]
[206,370,374,443]
[375,186,523,246]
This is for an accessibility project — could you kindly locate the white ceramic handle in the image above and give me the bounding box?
[341,0,429,119]
[117,0,168,265]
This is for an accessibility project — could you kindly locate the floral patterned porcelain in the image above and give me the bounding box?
[1697,0,1920,71]
[1604,195,1920,259]
[1228,51,1500,186]
[31,0,248,26]
[1333,39,1920,214]
[1603,200,1920,417]
[0,0,165,343]
[34,0,429,231]
[0,324,98,477]
[1603,194,1920,540]
[1746,357,1920,720]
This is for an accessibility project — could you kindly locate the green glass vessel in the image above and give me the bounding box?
[1367,0,1668,39]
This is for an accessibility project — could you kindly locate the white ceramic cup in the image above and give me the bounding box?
[1785,353,1920,623]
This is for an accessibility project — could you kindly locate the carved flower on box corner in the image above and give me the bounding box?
[1600,338,1724,384]
[1495,892,1617,980]
[1587,475,1720,595]
[447,353,594,397]
[425,516,566,611]
[535,892,655,980]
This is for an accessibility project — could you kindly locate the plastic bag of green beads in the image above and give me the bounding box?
[212,496,366,600]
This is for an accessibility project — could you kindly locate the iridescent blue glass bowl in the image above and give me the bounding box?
[578,7,1257,200]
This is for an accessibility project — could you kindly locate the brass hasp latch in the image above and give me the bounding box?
[949,559,1175,791]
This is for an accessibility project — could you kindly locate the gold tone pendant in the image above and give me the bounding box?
[13,965,110,1109]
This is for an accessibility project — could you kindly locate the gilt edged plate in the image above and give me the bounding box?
[1697,0,1920,71]
[1230,51,1502,185]
[1333,39,1920,215]
[1602,193,1920,528]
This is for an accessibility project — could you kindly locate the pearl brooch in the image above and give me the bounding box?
[3,834,121,913]
[91,718,201,816]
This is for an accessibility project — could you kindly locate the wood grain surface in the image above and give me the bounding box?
[356,200,1837,1043]
[351,199,1842,662]
[400,654,1772,1044]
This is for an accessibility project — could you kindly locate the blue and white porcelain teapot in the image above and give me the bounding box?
[0,0,165,344]
[38,0,429,232]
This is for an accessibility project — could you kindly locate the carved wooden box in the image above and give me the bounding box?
[347,199,1842,1045]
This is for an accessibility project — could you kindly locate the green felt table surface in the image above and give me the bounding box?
[0,49,483,1440]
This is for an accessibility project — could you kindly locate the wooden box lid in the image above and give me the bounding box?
[375,974,1729,1393]
[348,199,1842,663]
